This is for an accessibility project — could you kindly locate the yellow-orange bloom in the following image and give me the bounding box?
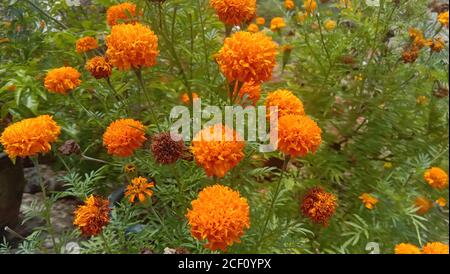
[394,243,421,254]
[304,0,317,13]
[44,66,81,94]
[85,56,112,79]
[324,19,337,31]
[186,184,250,252]
[436,197,447,207]
[124,163,137,174]
[429,37,445,52]
[265,89,305,118]
[300,187,338,226]
[359,193,378,209]
[191,124,245,178]
[209,0,256,26]
[75,36,99,53]
[125,176,155,203]
[422,242,449,254]
[424,167,448,190]
[0,115,61,159]
[247,23,259,33]
[256,17,265,25]
[238,82,261,106]
[181,92,200,105]
[102,118,147,157]
[73,195,110,236]
[277,115,322,158]
[438,11,449,28]
[270,17,286,31]
[106,2,140,26]
[414,197,433,215]
[285,0,295,10]
[408,27,432,49]
[216,31,278,84]
[106,23,159,70]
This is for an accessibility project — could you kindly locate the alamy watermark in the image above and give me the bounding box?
[169,99,279,152]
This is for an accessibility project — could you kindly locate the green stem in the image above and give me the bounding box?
[31,157,58,253]
[134,69,162,132]
[256,155,290,252]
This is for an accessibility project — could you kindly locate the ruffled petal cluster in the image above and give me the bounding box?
[106,2,140,26]
[102,118,147,157]
[73,195,110,236]
[44,66,81,94]
[300,187,338,226]
[186,184,250,251]
[85,56,112,79]
[424,167,448,190]
[265,89,305,119]
[209,0,256,26]
[0,115,61,159]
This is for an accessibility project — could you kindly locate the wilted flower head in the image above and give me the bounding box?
[429,37,445,52]
[215,31,278,84]
[58,139,81,156]
[0,115,61,159]
[265,89,305,118]
[422,242,449,254]
[125,176,155,203]
[186,184,250,251]
[276,115,322,158]
[402,46,420,63]
[151,132,185,165]
[85,56,112,79]
[209,0,256,26]
[394,243,421,254]
[300,187,338,225]
[424,167,448,190]
[75,36,99,53]
[102,118,147,157]
[106,23,159,70]
[73,195,110,236]
[191,124,245,178]
[106,2,140,26]
[44,66,81,94]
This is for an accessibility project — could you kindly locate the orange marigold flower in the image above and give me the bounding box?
[73,195,110,236]
[209,0,256,26]
[44,66,81,94]
[414,197,433,215]
[191,124,245,178]
[324,19,337,31]
[0,115,61,159]
[247,23,259,33]
[215,31,278,84]
[181,92,200,105]
[265,89,305,119]
[75,36,99,53]
[394,243,421,254]
[186,184,250,252]
[436,197,447,207]
[277,115,322,158]
[6,84,16,92]
[237,82,261,105]
[285,0,295,10]
[102,118,147,157]
[270,17,286,31]
[408,27,432,49]
[438,11,449,28]
[359,193,378,209]
[422,242,449,254]
[85,56,112,79]
[300,187,338,226]
[304,0,317,13]
[106,2,140,26]
[256,17,265,25]
[429,37,445,52]
[125,176,155,203]
[106,23,159,70]
[424,167,448,190]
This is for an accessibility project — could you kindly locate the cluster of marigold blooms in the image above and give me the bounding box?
[0,1,448,254]
[402,10,448,63]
